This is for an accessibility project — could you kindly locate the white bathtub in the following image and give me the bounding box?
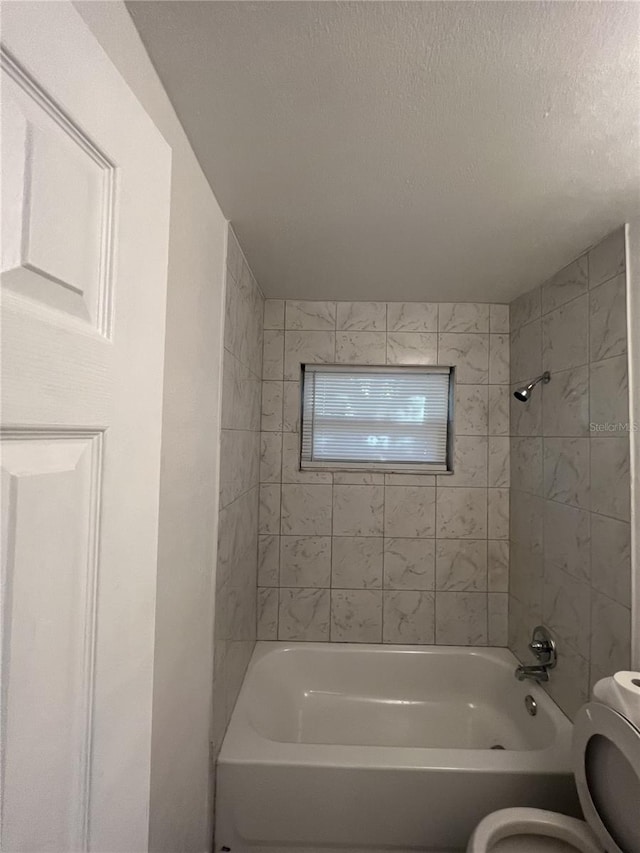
[216,642,580,852]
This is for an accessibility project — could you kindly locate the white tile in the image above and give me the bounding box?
[282,432,332,484]
[284,330,335,380]
[336,301,386,331]
[260,433,282,483]
[330,589,382,642]
[438,303,490,333]
[590,437,630,521]
[336,331,386,364]
[488,334,510,384]
[282,381,301,432]
[510,490,544,554]
[334,472,385,485]
[511,384,542,437]
[278,588,330,641]
[387,302,438,332]
[285,300,336,330]
[386,332,438,365]
[490,304,510,333]
[543,438,590,509]
[541,255,588,314]
[510,286,541,331]
[542,365,589,437]
[333,485,384,536]
[264,299,285,329]
[590,592,631,676]
[383,591,435,644]
[436,540,487,591]
[332,537,383,589]
[438,333,489,383]
[545,646,589,721]
[261,381,283,432]
[543,501,590,582]
[542,295,589,373]
[384,472,436,486]
[588,228,625,289]
[510,319,542,385]
[455,385,488,436]
[488,386,510,436]
[488,437,510,487]
[438,436,487,487]
[383,538,435,590]
[488,540,509,592]
[436,487,487,539]
[590,513,631,607]
[509,541,543,611]
[280,536,332,587]
[542,565,590,658]
[589,355,629,435]
[487,488,509,540]
[258,535,280,586]
[257,588,278,640]
[384,486,436,537]
[435,592,487,645]
[589,275,627,361]
[281,484,333,535]
[488,593,508,646]
[262,330,284,380]
[511,437,543,496]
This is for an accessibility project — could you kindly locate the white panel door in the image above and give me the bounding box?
[0,3,171,851]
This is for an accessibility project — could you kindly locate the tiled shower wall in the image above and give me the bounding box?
[257,300,511,646]
[213,229,264,753]
[508,227,631,719]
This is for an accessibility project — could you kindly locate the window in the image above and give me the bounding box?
[300,364,454,473]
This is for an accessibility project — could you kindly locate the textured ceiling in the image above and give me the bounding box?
[128,1,640,302]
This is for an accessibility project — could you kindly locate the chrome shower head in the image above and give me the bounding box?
[513,371,550,402]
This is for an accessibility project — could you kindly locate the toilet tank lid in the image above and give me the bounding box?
[572,702,640,853]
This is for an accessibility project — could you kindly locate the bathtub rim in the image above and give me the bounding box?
[219,641,573,774]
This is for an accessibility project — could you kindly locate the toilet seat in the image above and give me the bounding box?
[466,808,602,853]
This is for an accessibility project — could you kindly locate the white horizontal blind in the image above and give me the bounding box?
[301,365,452,470]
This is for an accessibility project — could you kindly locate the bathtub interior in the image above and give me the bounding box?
[245,644,561,751]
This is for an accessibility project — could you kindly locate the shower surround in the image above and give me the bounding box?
[258,300,511,646]
[508,227,631,719]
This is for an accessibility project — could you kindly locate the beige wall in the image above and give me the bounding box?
[258,300,511,646]
[213,230,264,754]
[75,4,227,850]
[508,228,631,719]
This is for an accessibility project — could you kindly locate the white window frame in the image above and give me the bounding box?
[299,364,455,474]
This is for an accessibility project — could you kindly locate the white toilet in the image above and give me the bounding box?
[467,700,640,853]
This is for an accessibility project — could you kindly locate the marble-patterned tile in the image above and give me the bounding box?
[438,436,487,487]
[509,542,543,610]
[455,385,489,435]
[384,486,436,537]
[257,588,279,640]
[436,487,487,539]
[262,330,284,380]
[332,537,383,589]
[542,295,589,373]
[264,299,285,330]
[336,331,386,364]
[334,472,385,485]
[280,535,332,587]
[260,433,282,484]
[543,438,590,509]
[490,304,510,333]
[541,255,588,315]
[488,540,509,592]
[285,300,336,331]
[542,564,590,658]
[510,286,541,332]
[284,331,335,380]
[589,274,627,362]
[543,501,590,582]
[261,381,283,432]
[281,484,332,535]
[383,538,435,590]
[332,485,384,536]
[386,332,438,365]
[588,228,625,289]
[281,432,332,484]
[282,381,301,433]
[509,594,542,662]
[510,385,542,437]
[436,540,487,591]
[221,351,261,430]
[542,365,589,437]
[590,513,631,607]
[383,591,435,644]
[545,646,589,721]
[488,488,509,540]
[510,319,542,385]
[438,333,489,383]
[590,592,631,677]
[258,534,280,586]
[590,437,630,521]
[387,302,438,332]
[488,386,510,436]
[510,490,544,554]
[489,334,510,384]
[488,593,508,646]
[438,303,490,333]
[217,488,259,591]
[330,589,382,642]
[435,592,488,645]
[510,437,543,495]
[278,588,330,641]
[226,226,243,283]
[589,355,629,435]
[219,429,260,508]
[385,473,436,486]
[336,301,386,331]
[488,437,510,487]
